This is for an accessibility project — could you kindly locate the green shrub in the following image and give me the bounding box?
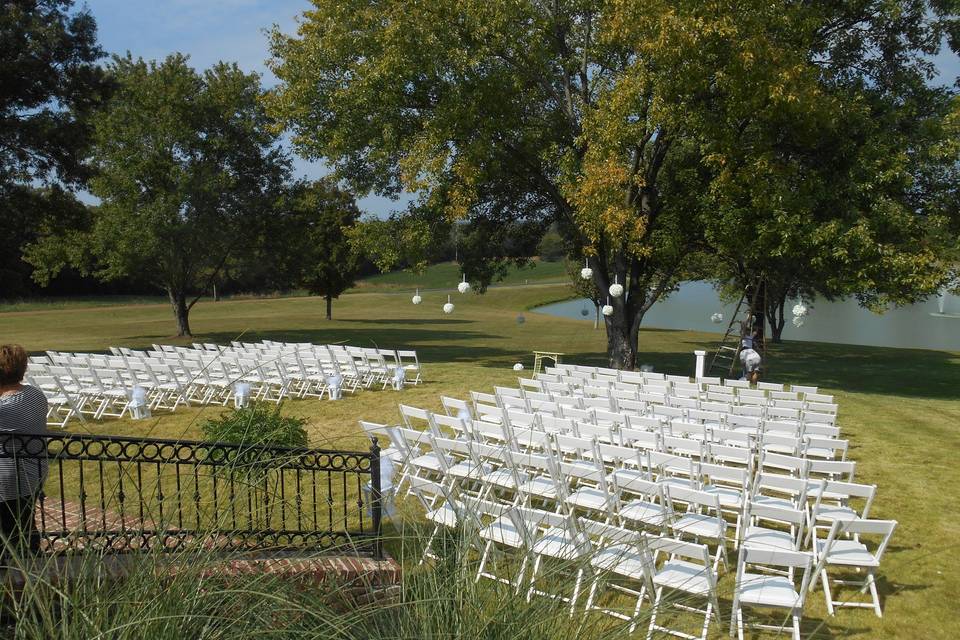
[201,403,308,449]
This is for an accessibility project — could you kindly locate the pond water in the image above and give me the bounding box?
[534,281,960,352]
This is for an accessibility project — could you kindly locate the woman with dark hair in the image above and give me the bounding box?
[0,345,48,558]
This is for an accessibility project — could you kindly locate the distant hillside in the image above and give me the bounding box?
[350,260,569,292]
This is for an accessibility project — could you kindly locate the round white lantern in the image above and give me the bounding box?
[458,276,471,294]
[602,304,614,316]
[792,316,805,327]
[792,303,808,318]
[412,288,422,305]
[580,267,593,280]
[513,362,524,371]
[443,295,454,314]
[710,312,724,324]
[608,275,623,298]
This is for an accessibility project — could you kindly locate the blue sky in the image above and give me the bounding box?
[82,0,958,215]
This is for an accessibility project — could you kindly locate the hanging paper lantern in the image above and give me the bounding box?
[513,362,524,371]
[792,303,808,318]
[608,275,624,298]
[580,307,590,317]
[710,312,724,324]
[792,316,805,327]
[442,294,454,314]
[580,258,592,280]
[458,275,471,294]
[411,288,422,305]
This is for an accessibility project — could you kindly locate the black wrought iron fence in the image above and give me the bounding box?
[0,431,383,558]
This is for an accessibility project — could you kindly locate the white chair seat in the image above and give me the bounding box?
[591,544,647,580]
[479,516,524,548]
[531,527,589,560]
[425,503,458,528]
[483,468,527,489]
[566,487,613,511]
[479,415,503,425]
[619,500,668,526]
[814,505,859,522]
[409,453,447,471]
[672,513,725,539]
[609,469,652,492]
[742,526,796,551]
[737,573,802,608]
[519,476,558,499]
[447,460,492,479]
[653,559,712,596]
[702,484,743,508]
[816,539,879,567]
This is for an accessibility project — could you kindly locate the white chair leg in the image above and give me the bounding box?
[525,555,542,602]
[568,568,584,617]
[867,570,882,617]
[821,568,835,615]
[646,587,663,640]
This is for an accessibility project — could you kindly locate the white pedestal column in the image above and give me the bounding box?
[694,350,706,380]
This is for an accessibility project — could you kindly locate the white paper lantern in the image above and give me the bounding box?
[580,267,593,280]
[411,288,422,305]
[608,275,623,298]
[513,362,524,371]
[792,303,808,317]
[443,295,454,314]
[710,312,724,324]
[458,275,471,294]
[602,304,614,316]
[792,316,805,327]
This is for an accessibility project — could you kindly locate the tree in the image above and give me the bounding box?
[29,54,290,335]
[266,0,958,368]
[283,180,362,320]
[0,0,110,299]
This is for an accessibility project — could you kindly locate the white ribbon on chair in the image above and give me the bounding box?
[128,385,151,419]
[233,382,251,408]
[392,365,406,391]
[327,374,343,400]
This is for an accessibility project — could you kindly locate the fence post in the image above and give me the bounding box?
[369,436,383,560]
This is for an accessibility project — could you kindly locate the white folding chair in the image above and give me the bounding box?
[811,518,897,617]
[646,536,721,640]
[731,547,814,640]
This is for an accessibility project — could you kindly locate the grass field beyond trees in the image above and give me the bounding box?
[2,284,958,639]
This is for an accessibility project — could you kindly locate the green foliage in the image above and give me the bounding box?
[278,179,362,319]
[27,53,290,336]
[266,0,959,368]
[0,1,111,299]
[201,403,307,449]
[0,0,110,188]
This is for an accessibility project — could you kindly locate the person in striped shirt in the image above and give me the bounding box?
[0,345,48,558]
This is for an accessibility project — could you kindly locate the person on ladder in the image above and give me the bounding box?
[739,323,762,384]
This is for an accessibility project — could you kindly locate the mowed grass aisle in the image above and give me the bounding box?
[1,284,958,639]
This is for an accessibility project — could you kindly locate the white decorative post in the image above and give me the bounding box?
[694,350,706,380]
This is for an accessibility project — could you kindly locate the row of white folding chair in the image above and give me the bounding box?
[462,400,841,466]
[518,379,840,428]
[389,411,866,553]
[535,371,832,412]
[411,469,832,640]
[544,363,821,398]
[549,380,837,417]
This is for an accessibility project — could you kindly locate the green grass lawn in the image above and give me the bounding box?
[1,284,957,638]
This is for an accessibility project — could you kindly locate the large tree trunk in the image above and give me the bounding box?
[766,288,788,344]
[168,288,192,337]
[604,304,640,369]
[325,294,333,320]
